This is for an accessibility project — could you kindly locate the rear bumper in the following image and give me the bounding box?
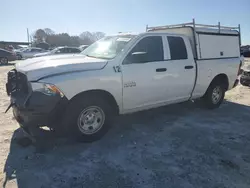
[11,91,68,136]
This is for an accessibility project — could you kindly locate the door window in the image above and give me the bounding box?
[57,48,68,53]
[167,36,187,60]
[125,36,164,64]
[69,48,81,53]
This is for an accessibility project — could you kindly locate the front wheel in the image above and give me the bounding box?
[201,81,225,109]
[62,97,113,142]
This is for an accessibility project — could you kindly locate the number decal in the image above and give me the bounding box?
[113,66,121,73]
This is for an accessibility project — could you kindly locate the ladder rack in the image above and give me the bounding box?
[146,19,241,46]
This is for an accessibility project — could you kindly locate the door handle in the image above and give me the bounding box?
[185,65,194,69]
[156,68,167,72]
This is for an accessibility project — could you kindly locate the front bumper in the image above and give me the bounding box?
[11,91,68,136]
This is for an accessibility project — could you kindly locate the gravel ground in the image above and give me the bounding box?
[0,60,250,188]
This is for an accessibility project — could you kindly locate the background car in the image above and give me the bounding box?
[240,65,250,86]
[18,47,47,59]
[0,48,17,65]
[14,48,27,60]
[34,46,81,57]
[79,45,89,51]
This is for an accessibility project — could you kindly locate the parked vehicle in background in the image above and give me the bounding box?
[5,45,14,52]
[241,45,250,57]
[243,51,250,57]
[18,47,46,59]
[6,20,242,142]
[240,65,250,86]
[0,48,16,65]
[33,46,81,57]
[14,48,27,60]
[79,45,89,51]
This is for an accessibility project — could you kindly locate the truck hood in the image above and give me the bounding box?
[15,54,108,81]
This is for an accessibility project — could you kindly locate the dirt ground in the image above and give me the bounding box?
[0,60,250,188]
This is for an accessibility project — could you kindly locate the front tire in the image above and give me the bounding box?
[202,80,225,109]
[62,96,113,142]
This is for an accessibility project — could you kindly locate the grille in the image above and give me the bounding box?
[6,69,29,96]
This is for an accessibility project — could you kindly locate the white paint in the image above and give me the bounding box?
[16,31,241,115]
[198,34,240,59]
[16,54,108,81]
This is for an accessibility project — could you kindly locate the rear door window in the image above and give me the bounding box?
[167,36,187,60]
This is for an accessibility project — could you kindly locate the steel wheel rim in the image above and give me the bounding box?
[77,106,105,135]
[212,86,222,104]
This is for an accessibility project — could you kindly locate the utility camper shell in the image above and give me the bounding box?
[146,19,241,60]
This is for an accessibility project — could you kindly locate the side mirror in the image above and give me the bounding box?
[129,51,147,63]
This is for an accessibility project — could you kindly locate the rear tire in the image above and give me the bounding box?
[62,96,113,142]
[0,57,8,65]
[201,80,225,109]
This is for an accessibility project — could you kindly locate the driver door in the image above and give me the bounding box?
[121,35,170,111]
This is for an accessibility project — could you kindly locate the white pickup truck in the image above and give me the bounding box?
[6,20,242,142]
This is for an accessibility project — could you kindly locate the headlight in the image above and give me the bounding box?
[31,82,64,97]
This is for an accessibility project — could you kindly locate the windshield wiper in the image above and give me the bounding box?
[84,54,111,60]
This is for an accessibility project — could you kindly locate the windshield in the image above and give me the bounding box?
[81,36,134,59]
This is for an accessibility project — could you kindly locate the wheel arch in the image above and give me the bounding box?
[69,89,120,115]
[209,73,229,91]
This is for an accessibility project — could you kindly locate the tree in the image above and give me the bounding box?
[32,28,105,48]
[34,29,46,43]
[44,28,55,35]
[79,31,95,44]
[92,32,105,41]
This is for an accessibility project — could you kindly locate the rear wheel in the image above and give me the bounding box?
[0,57,8,65]
[202,80,225,109]
[62,96,113,142]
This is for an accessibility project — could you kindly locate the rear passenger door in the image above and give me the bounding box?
[164,36,196,100]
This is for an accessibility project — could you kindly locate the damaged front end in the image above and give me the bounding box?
[5,69,68,138]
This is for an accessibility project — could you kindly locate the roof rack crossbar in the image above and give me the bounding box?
[146,19,240,31]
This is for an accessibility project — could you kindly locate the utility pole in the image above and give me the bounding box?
[27,28,30,44]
